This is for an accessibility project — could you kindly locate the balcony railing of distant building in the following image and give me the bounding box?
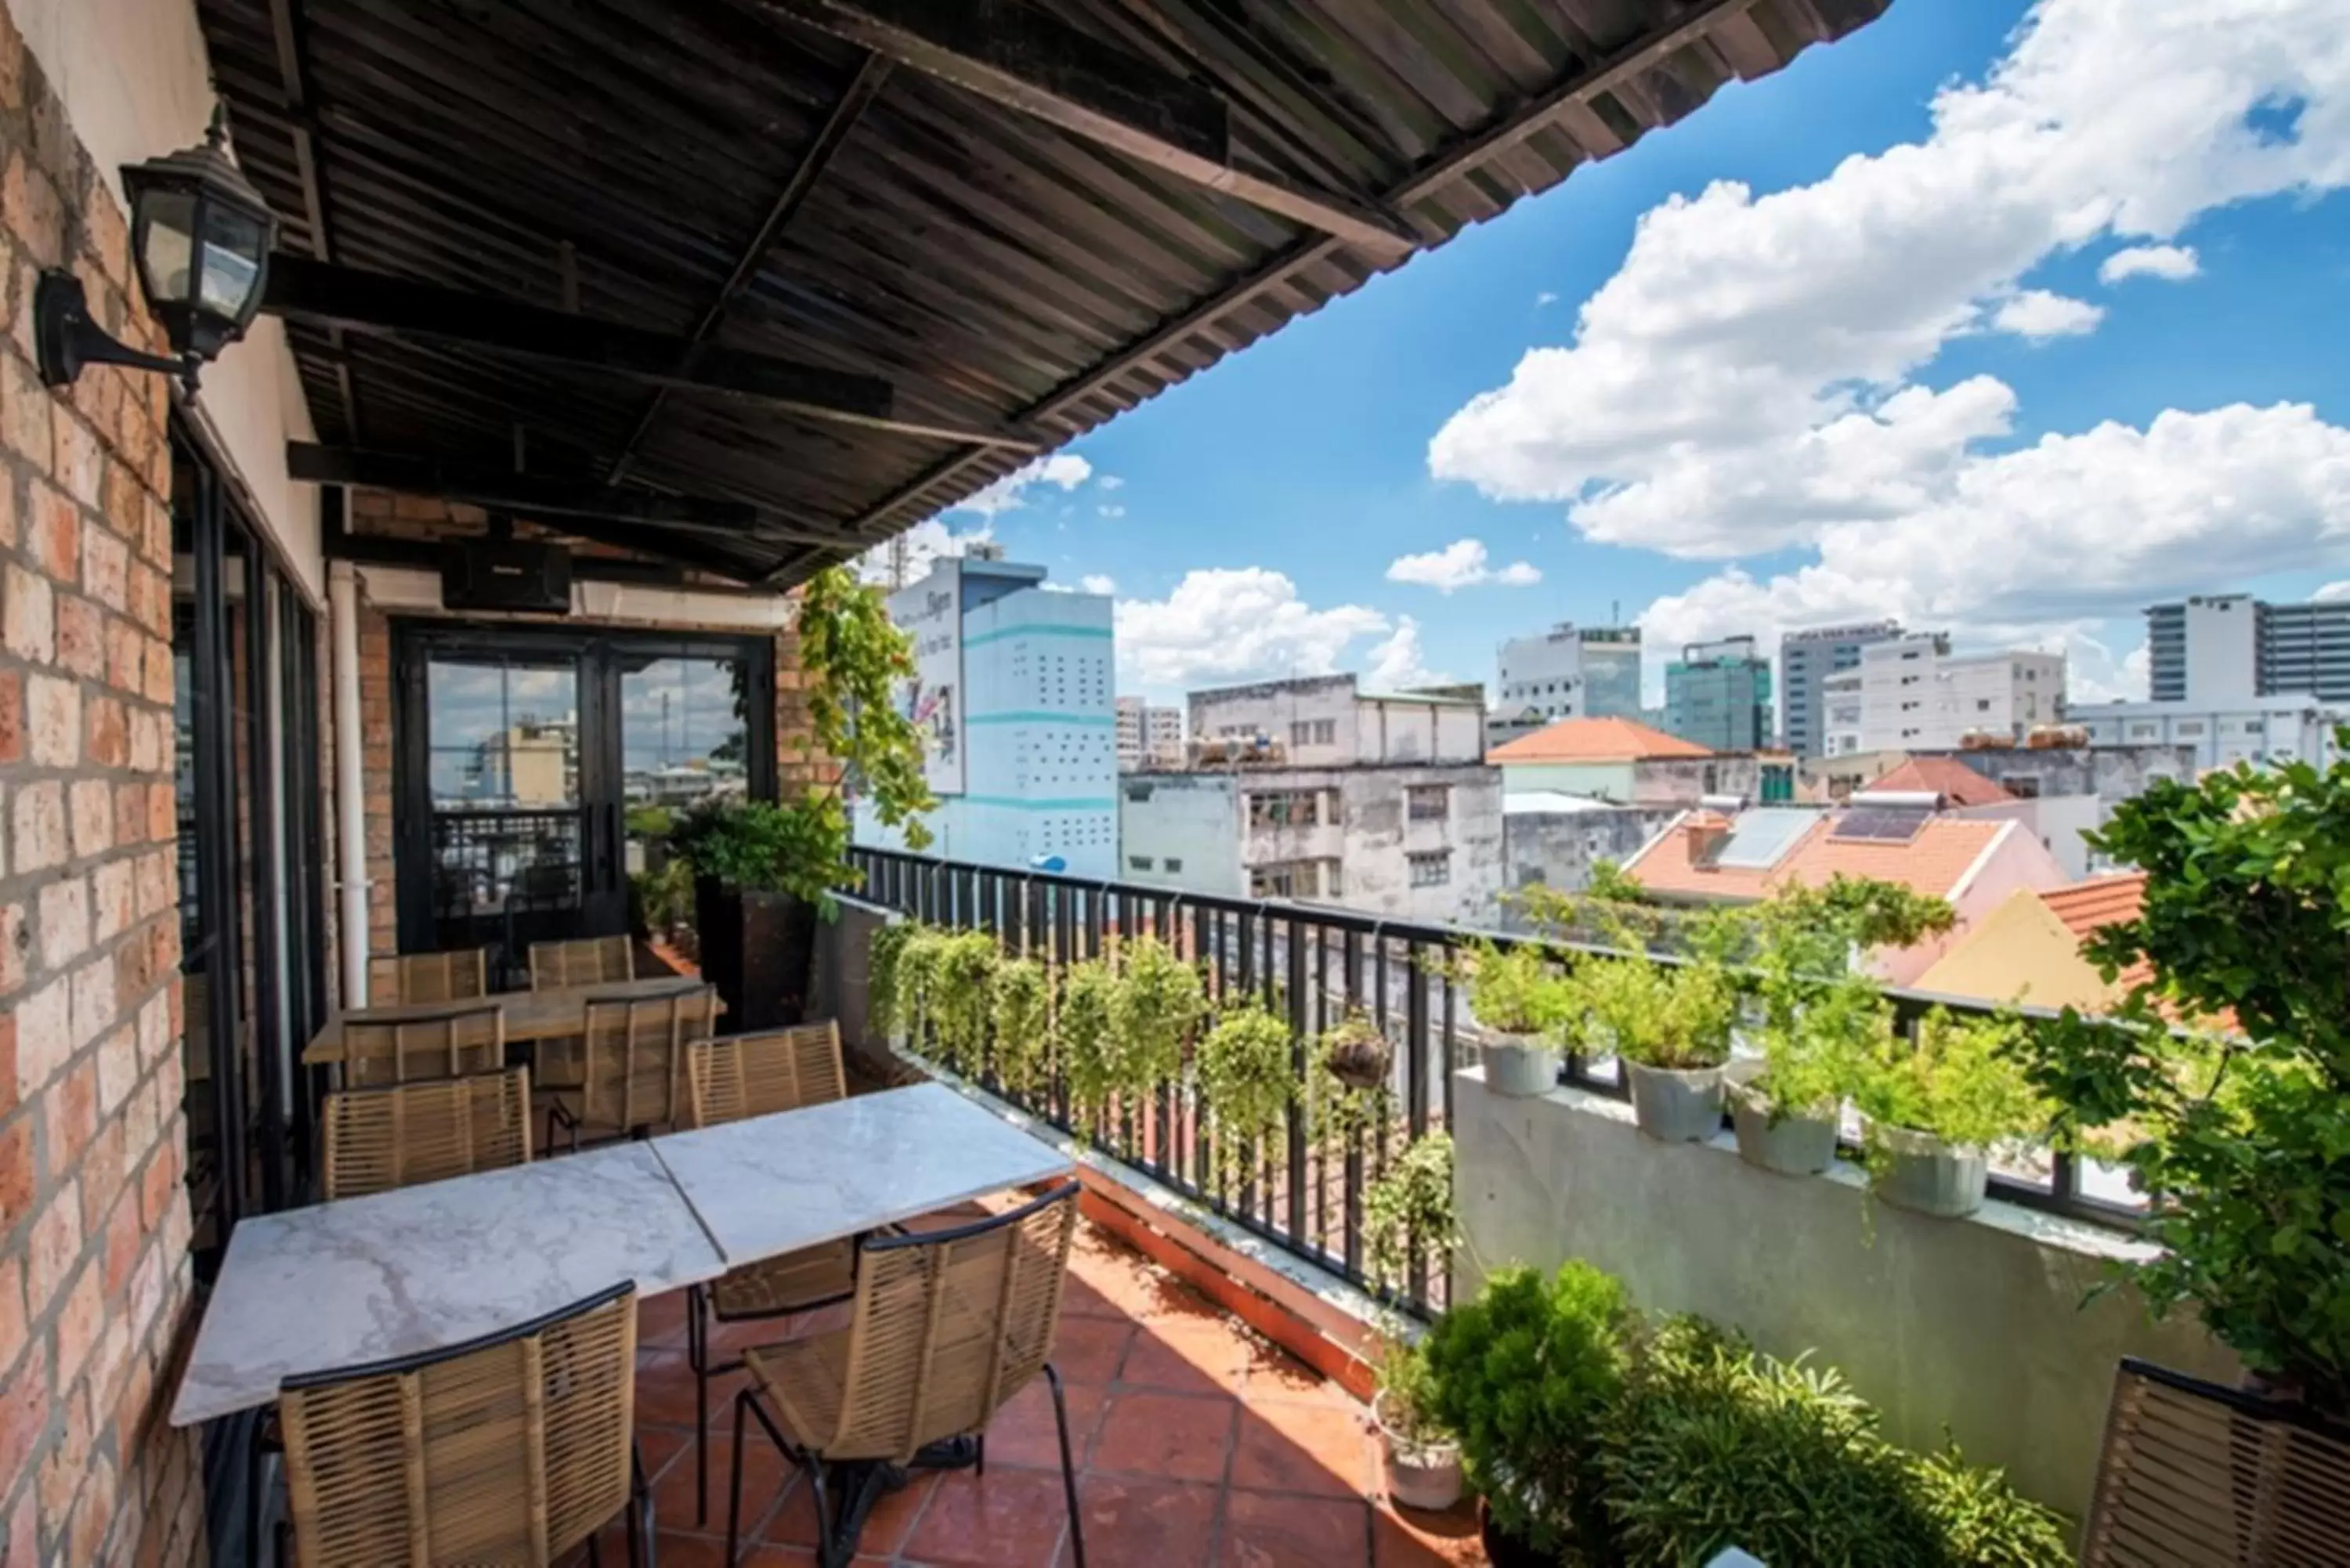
[846,847,2144,1321]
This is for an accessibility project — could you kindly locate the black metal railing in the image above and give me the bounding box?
[848,846,2144,1318]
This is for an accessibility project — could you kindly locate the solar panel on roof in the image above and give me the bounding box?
[1716,809,1818,869]
[1832,807,1930,843]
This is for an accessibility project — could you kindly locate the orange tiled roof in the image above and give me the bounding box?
[1488,715,1712,764]
[2040,873,2146,938]
[1872,756,2013,807]
[1625,811,2008,902]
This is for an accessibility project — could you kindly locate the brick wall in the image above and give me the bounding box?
[0,10,207,1567]
[342,494,825,959]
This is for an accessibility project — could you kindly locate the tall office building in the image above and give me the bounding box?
[2146,594,2350,705]
[1778,621,1903,757]
[1490,623,1643,745]
[1663,637,1773,751]
[1115,696,1184,771]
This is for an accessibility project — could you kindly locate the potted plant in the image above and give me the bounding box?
[1423,1261,1632,1563]
[1456,939,1562,1097]
[1372,1336,1464,1513]
[1194,1000,1296,1183]
[669,566,935,1028]
[1728,972,1885,1176]
[1322,1008,1391,1093]
[1579,953,1737,1143]
[1358,1132,1466,1511]
[2024,749,2350,1414]
[1855,1007,2046,1218]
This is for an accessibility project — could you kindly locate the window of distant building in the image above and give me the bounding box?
[1163,857,1183,873]
[1407,785,1449,822]
[1408,852,1451,888]
[1129,855,1153,872]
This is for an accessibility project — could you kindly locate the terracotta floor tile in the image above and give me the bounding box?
[1048,1313,1137,1386]
[762,1467,940,1555]
[1090,1389,1238,1483]
[667,1432,797,1537]
[1220,1487,1373,1567]
[638,1292,690,1350]
[1055,1474,1220,1568]
[635,1348,746,1432]
[1059,1274,1126,1321]
[1229,1399,1376,1499]
[1242,1345,1355,1407]
[1123,1317,1256,1397]
[902,1465,1074,1566]
[984,1376,1108,1471]
[1372,1502,1488,1567]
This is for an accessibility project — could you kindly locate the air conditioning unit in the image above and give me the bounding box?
[439,537,573,614]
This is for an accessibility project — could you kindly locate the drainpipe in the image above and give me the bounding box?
[331,561,369,1006]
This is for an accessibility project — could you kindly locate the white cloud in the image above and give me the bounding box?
[1385,538,1543,593]
[2316,580,2350,602]
[1097,504,1126,518]
[854,518,992,587]
[2099,242,2201,282]
[1115,569,1388,690]
[1097,475,1125,492]
[1365,616,1448,690]
[1430,0,2350,665]
[1991,288,2105,338]
[1079,574,1117,595]
[951,453,1094,518]
[1535,291,1560,306]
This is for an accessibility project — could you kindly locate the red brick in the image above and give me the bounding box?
[106,616,143,695]
[74,957,118,1044]
[46,1056,98,1169]
[54,1262,103,1389]
[0,1114,34,1230]
[0,905,23,999]
[0,1342,51,1488]
[142,634,172,704]
[81,520,127,611]
[27,481,78,580]
[137,1145,175,1230]
[103,1183,142,1298]
[0,667,19,762]
[11,779,65,872]
[0,1255,24,1381]
[26,671,78,766]
[114,782,145,847]
[79,1118,125,1231]
[91,860,132,944]
[125,562,168,638]
[52,589,102,677]
[85,694,125,768]
[69,777,111,858]
[143,784,173,848]
[3,562,54,662]
[38,874,88,968]
[27,1180,81,1314]
[0,1015,14,1115]
[52,411,101,508]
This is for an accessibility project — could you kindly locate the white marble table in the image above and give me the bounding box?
[649,1082,1076,1266]
[171,1142,725,1425]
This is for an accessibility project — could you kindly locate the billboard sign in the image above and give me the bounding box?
[888,558,964,796]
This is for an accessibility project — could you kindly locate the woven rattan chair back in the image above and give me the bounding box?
[365,949,489,1006]
[278,1282,638,1568]
[2084,1357,2350,1565]
[578,987,718,1133]
[322,1068,533,1200]
[685,1021,846,1129]
[342,1004,506,1089]
[824,1183,1079,1463]
[530,934,634,990]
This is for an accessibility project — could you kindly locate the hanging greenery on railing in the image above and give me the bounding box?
[1195,1000,1296,1181]
[989,954,1053,1097]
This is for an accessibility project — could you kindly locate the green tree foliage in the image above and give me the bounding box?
[1856,1006,2049,1154]
[2025,745,2350,1408]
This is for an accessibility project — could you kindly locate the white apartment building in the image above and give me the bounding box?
[1824,634,2064,753]
[1191,673,1488,768]
[1114,696,1183,771]
[2072,695,2345,771]
[2146,592,2350,705]
[1489,624,1642,745]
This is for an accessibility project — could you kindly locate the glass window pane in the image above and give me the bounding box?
[427,660,578,807]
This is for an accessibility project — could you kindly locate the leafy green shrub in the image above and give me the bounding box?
[1193,1001,1295,1179]
[1057,956,1119,1130]
[989,955,1053,1096]
[1856,1007,2048,1158]
[1456,938,1564,1037]
[1600,1317,2068,1567]
[1576,955,1738,1071]
[1745,969,1892,1120]
[629,858,693,937]
[887,926,950,1047]
[1361,1132,1456,1299]
[1107,934,1204,1092]
[1423,1262,1632,1555]
[927,930,1000,1076]
[867,920,919,1039]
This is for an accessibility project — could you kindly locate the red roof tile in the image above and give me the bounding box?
[2039,873,2146,938]
[1625,811,2008,902]
[1489,716,1712,764]
[1871,757,2014,807]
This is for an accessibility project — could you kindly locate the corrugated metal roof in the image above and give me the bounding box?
[198,0,1890,584]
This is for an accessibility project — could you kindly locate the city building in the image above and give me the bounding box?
[1915,874,2150,1012]
[2069,695,2347,771]
[1488,716,1792,805]
[1488,623,1643,745]
[1619,793,2070,985]
[858,556,1118,875]
[1119,674,1503,923]
[1824,634,2064,753]
[1663,636,1773,750]
[1777,620,1904,757]
[1500,794,1686,918]
[1114,696,1183,771]
[2146,592,2350,705]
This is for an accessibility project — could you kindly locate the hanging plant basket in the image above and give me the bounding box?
[1325,1013,1392,1092]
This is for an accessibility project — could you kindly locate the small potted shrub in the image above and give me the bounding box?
[1372,1337,1463,1512]
[1727,973,1885,1176]
[1457,940,1562,1097]
[1423,1261,1632,1563]
[1322,1008,1391,1093]
[1856,1007,2048,1218]
[1358,1133,1464,1510]
[1581,956,1737,1143]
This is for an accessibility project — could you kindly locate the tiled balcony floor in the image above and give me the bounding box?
[573,1216,1487,1566]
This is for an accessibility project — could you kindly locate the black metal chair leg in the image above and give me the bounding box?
[1046,1364,1086,1568]
[975,1433,986,1478]
[688,1285,710,1526]
[627,1440,655,1568]
[726,1391,751,1567]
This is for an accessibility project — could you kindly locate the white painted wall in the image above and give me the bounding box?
[9,0,322,598]
[1452,1071,2236,1521]
[1117,774,1242,895]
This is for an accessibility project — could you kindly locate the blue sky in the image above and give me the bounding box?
[884,0,2350,713]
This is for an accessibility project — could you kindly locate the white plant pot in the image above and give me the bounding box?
[1375,1390,1464,1512]
[1868,1121,1990,1217]
[1724,1066,1838,1176]
[1482,1032,1558,1097]
[1623,1060,1726,1142]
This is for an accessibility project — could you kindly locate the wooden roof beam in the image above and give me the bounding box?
[261,255,1041,450]
[760,0,1418,258]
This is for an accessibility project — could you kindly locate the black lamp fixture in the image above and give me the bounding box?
[36,106,278,393]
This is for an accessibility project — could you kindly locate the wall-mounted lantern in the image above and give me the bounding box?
[36,107,277,393]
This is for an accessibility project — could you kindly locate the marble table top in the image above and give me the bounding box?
[170,1142,725,1426]
[303,974,718,1061]
[649,1082,1076,1266]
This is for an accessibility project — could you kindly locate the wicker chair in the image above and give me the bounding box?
[680,1024,855,1523]
[530,935,637,989]
[2083,1357,2350,1565]
[725,1182,1086,1568]
[341,1003,506,1089]
[277,1281,652,1568]
[364,948,489,1006]
[546,987,718,1149]
[321,1068,533,1200]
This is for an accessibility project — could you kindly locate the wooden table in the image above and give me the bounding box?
[302,974,717,1064]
